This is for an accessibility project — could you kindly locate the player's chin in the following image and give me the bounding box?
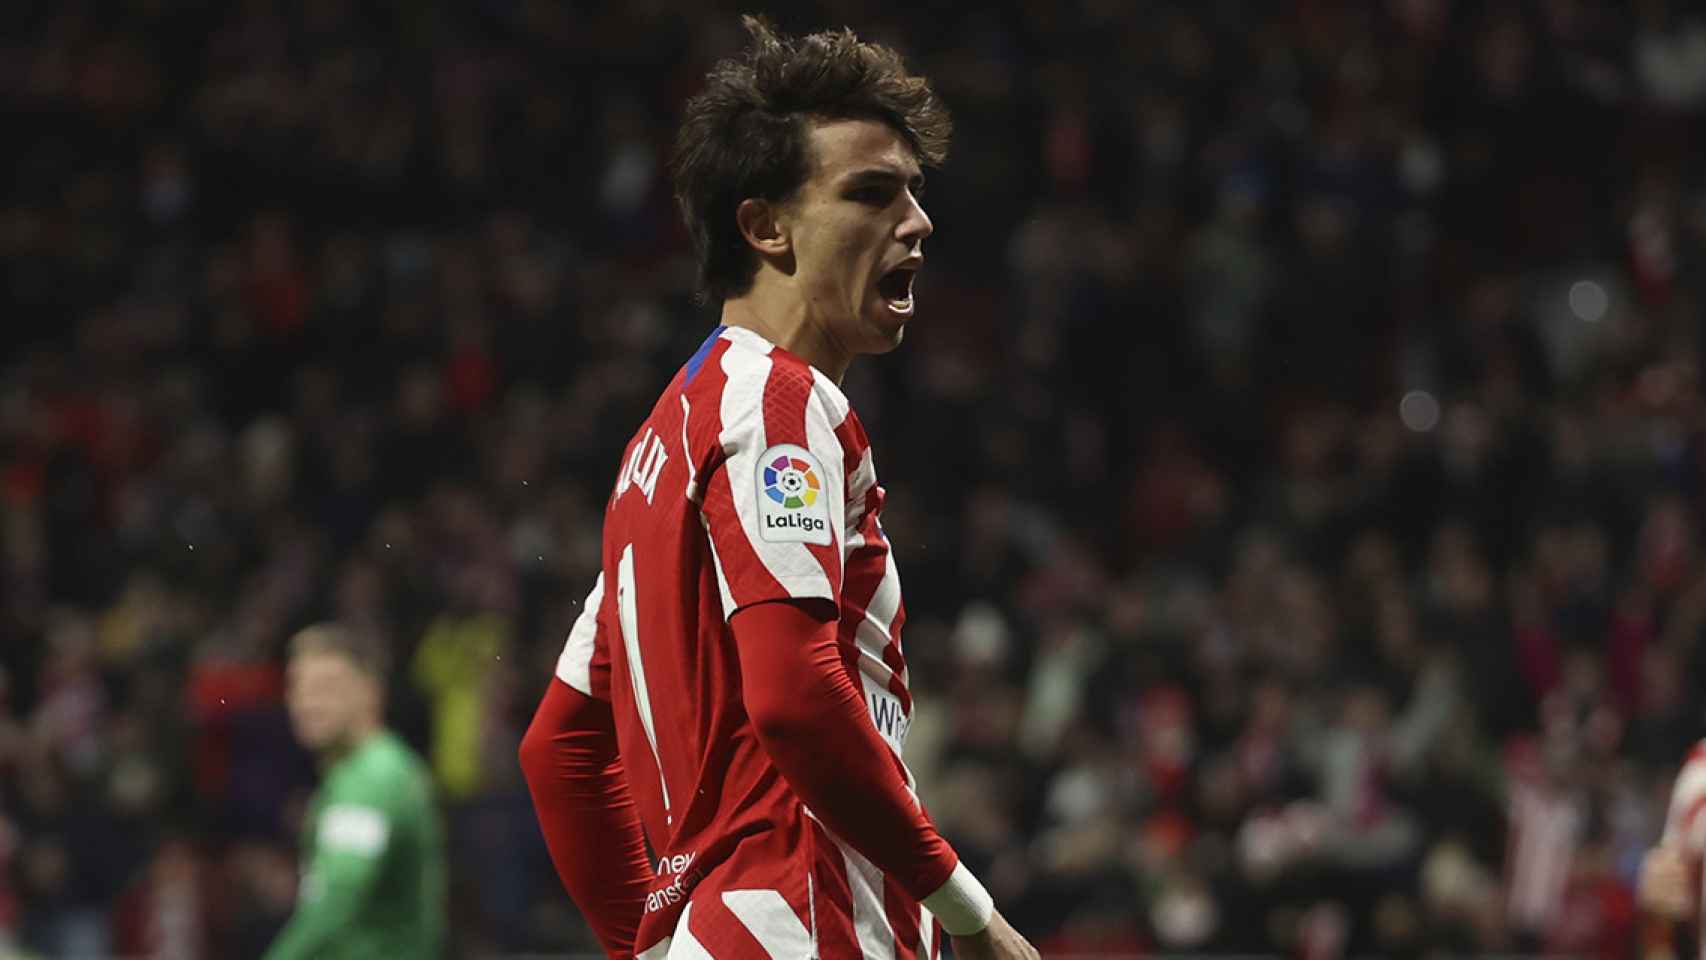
[864,299,912,352]
[292,718,333,748]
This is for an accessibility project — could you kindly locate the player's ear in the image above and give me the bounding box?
[736,198,791,258]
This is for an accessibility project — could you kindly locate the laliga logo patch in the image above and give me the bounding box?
[756,444,832,545]
[764,453,820,509]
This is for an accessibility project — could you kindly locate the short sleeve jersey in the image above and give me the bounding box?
[555,326,935,958]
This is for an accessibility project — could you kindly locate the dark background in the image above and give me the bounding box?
[5,0,1706,956]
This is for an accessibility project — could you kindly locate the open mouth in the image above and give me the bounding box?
[877,266,916,315]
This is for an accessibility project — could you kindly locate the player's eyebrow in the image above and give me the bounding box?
[841,167,925,192]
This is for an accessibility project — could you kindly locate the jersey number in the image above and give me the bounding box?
[616,543,673,824]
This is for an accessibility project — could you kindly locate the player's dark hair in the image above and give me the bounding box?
[289,622,389,679]
[670,15,951,303]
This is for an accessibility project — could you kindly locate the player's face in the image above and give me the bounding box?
[285,650,372,752]
[783,118,932,354]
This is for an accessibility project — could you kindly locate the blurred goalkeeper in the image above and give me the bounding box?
[520,14,1036,960]
[265,624,446,960]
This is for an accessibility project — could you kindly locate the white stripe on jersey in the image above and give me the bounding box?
[807,871,819,957]
[919,904,935,959]
[716,333,836,606]
[807,365,853,433]
[836,839,898,960]
[852,642,902,689]
[715,332,770,455]
[845,446,878,538]
[854,547,906,687]
[617,543,672,823]
[723,890,814,958]
[554,572,604,695]
[680,394,701,504]
[666,902,716,960]
[701,513,739,621]
[802,375,849,568]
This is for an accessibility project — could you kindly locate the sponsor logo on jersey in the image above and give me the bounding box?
[644,852,701,914]
[755,444,832,545]
[870,691,910,744]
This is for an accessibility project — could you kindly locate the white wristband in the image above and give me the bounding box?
[922,861,995,936]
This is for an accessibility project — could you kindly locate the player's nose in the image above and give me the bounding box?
[897,191,932,244]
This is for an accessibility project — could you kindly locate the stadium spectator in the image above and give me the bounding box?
[5,1,1706,955]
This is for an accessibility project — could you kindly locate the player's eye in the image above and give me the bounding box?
[847,184,895,206]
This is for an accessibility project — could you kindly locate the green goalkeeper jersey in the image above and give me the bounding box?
[265,730,446,960]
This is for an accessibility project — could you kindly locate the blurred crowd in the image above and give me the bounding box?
[6,0,1706,956]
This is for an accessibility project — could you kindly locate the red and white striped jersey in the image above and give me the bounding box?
[1663,739,1706,956]
[555,325,940,959]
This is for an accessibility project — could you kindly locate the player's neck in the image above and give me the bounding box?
[720,284,852,384]
[319,719,382,768]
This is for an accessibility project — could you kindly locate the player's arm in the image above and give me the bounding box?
[733,599,1024,945]
[705,363,1032,954]
[730,600,968,909]
[262,783,394,960]
[519,573,653,958]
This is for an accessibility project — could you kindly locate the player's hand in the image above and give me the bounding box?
[949,910,1039,960]
[1639,844,1694,921]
